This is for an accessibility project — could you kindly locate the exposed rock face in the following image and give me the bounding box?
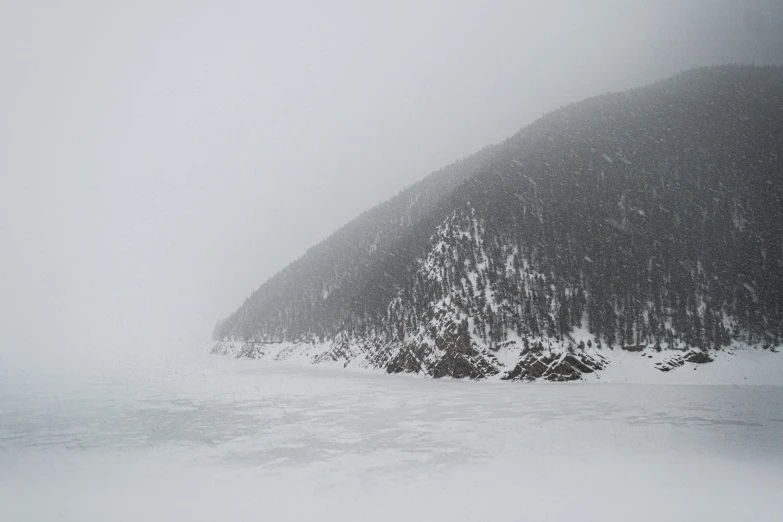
[655,350,715,371]
[387,336,500,380]
[655,356,686,373]
[502,348,608,382]
[384,308,501,379]
[684,351,715,364]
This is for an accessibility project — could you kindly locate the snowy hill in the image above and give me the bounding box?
[212,65,783,382]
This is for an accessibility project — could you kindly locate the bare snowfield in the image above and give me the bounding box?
[2,351,783,522]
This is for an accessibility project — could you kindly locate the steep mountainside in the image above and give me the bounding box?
[213,66,783,381]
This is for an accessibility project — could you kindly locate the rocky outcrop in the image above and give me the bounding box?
[655,350,715,371]
[386,334,500,380]
[685,351,714,364]
[502,347,608,382]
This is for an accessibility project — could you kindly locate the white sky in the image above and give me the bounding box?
[2,0,782,372]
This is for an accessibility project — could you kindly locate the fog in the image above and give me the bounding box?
[2,0,782,375]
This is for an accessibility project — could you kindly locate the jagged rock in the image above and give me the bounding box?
[387,342,428,375]
[502,351,608,382]
[655,350,715,371]
[655,356,685,372]
[685,351,714,364]
[387,316,501,379]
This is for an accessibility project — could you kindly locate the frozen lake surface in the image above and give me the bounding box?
[2,354,783,521]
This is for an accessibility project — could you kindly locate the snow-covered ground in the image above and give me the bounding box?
[2,352,783,521]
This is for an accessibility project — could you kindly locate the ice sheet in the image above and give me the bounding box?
[2,354,782,521]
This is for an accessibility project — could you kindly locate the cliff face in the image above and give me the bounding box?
[213,66,783,381]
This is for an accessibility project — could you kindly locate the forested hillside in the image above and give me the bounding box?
[213,65,783,380]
